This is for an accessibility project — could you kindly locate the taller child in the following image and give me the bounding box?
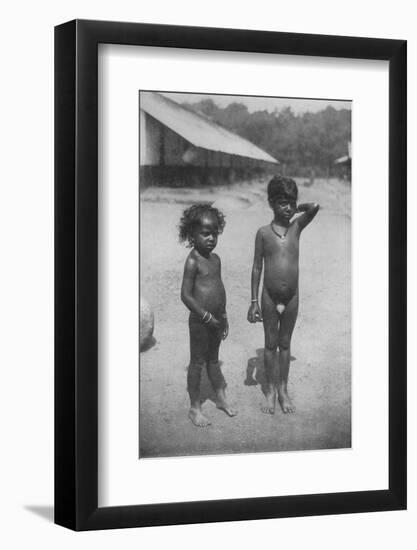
[247,176,319,415]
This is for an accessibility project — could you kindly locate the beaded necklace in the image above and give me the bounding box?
[270,222,289,240]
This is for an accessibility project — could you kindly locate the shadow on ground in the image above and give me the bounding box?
[245,348,296,395]
[24,505,54,523]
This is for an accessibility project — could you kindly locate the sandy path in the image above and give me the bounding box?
[139,178,351,457]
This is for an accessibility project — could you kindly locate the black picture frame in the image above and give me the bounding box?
[55,19,407,531]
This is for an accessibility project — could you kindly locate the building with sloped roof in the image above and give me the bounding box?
[140,92,279,187]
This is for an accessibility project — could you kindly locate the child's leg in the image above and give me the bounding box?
[277,292,299,413]
[261,289,279,414]
[188,316,211,427]
[207,326,237,417]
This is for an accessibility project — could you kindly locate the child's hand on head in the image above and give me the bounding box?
[247,302,263,323]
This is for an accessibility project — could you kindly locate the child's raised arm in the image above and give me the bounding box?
[247,229,264,323]
[296,202,320,230]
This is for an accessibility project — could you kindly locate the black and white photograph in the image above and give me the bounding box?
[139,90,351,458]
[0,0,411,543]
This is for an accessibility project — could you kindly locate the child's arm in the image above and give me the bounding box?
[247,229,263,323]
[222,317,229,340]
[181,255,221,329]
[296,202,320,230]
[217,256,229,340]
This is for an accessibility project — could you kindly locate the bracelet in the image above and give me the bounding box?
[202,311,209,322]
[203,313,212,324]
[251,299,258,302]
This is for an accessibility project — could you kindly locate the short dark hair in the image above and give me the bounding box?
[267,175,298,203]
[178,203,226,247]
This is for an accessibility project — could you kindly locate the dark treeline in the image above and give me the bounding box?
[182,99,351,178]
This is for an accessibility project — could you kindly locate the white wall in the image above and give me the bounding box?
[0,1,415,548]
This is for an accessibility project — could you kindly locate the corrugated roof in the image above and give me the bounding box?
[140,92,279,164]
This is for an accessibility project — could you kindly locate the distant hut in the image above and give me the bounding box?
[334,141,351,181]
[140,92,279,187]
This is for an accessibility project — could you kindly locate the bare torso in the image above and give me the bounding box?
[261,222,300,304]
[248,199,319,415]
[190,250,226,316]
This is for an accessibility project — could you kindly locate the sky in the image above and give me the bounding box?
[161,92,351,114]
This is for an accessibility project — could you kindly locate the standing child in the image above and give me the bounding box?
[180,204,237,427]
[247,176,319,414]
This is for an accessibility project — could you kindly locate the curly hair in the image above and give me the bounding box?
[178,203,226,247]
[267,175,298,203]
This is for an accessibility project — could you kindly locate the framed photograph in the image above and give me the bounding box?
[55,20,406,530]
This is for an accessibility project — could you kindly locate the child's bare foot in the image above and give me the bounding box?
[261,390,276,414]
[216,400,237,417]
[216,390,237,417]
[278,388,295,413]
[188,408,211,427]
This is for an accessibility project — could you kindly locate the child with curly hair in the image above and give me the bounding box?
[179,203,237,427]
[247,175,320,415]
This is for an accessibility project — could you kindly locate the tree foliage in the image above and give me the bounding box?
[182,99,351,177]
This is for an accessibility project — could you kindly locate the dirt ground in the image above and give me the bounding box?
[139,177,351,458]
